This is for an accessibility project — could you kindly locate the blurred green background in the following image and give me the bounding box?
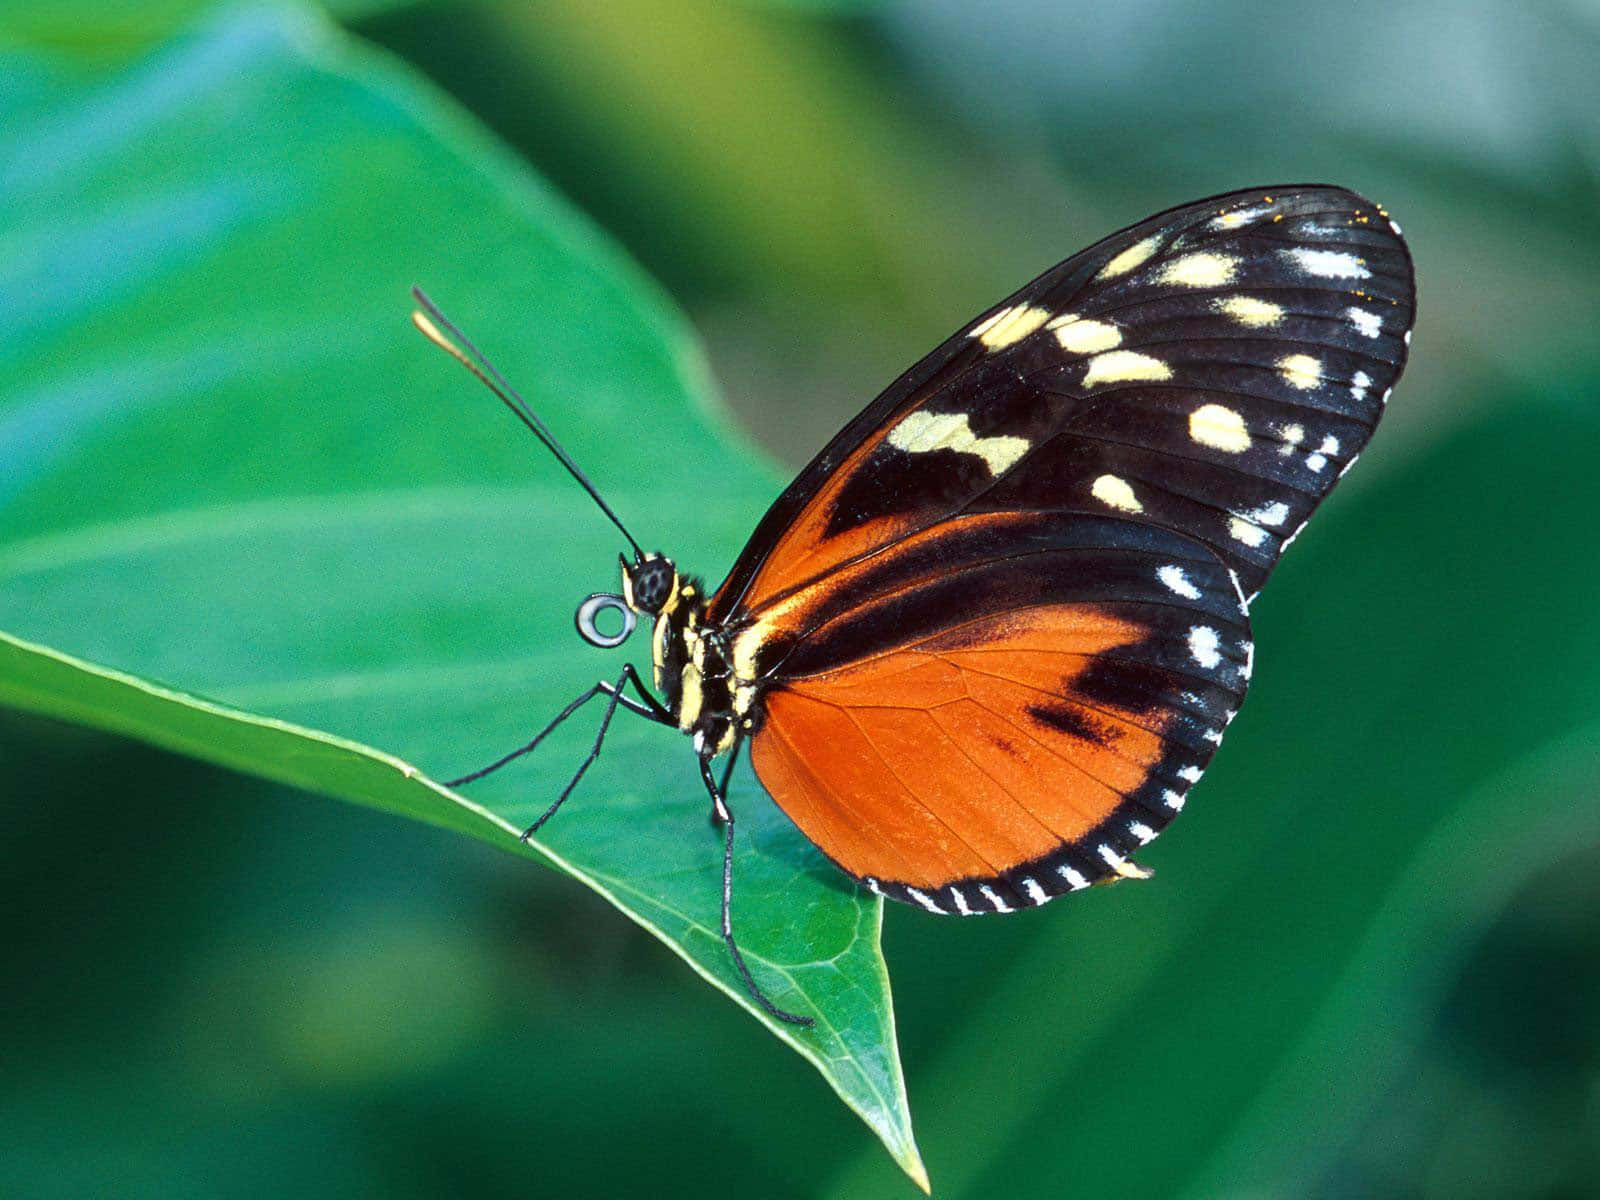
[4,1,1599,1197]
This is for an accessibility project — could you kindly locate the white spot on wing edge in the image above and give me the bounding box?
[978,885,1012,913]
[1177,764,1203,782]
[1129,821,1157,845]
[1282,247,1371,279]
[949,885,974,916]
[1091,473,1143,513]
[904,886,943,913]
[1058,865,1090,890]
[1188,625,1223,668]
[1020,876,1049,906]
[1163,789,1187,811]
[1350,370,1372,402]
[1158,564,1202,600]
[1189,403,1251,453]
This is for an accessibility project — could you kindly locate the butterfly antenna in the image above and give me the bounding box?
[410,287,645,559]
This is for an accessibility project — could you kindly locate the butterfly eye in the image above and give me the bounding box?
[626,555,677,613]
[575,592,637,648]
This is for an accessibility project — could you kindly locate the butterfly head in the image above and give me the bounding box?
[620,552,679,616]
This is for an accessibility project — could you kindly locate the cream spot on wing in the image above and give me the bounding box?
[1188,626,1222,669]
[1216,295,1284,328]
[1157,564,1202,600]
[1082,349,1172,386]
[1282,247,1370,279]
[1211,205,1268,230]
[887,410,1030,475]
[1350,370,1372,401]
[1188,403,1251,453]
[1046,313,1122,353]
[1228,516,1269,547]
[1096,233,1162,280]
[1278,353,1323,390]
[1091,473,1143,513]
[969,303,1052,350]
[1345,306,1383,338]
[1276,422,1305,455]
[1157,252,1239,288]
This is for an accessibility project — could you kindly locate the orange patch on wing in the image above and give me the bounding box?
[727,511,1056,664]
[750,605,1172,889]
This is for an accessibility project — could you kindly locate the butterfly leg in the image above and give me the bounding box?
[710,735,743,825]
[697,755,814,1028]
[444,665,670,837]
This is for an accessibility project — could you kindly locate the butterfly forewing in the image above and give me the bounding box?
[714,185,1414,912]
[709,185,1412,622]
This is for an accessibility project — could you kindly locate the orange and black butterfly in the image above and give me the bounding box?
[413,185,1415,1026]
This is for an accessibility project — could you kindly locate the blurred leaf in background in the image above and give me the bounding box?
[4,0,1599,1196]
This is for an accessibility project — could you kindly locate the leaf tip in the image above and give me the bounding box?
[907,1156,932,1194]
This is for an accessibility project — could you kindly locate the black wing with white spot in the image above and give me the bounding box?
[707,184,1415,622]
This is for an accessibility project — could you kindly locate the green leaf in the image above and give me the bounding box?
[0,0,412,59]
[0,4,924,1186]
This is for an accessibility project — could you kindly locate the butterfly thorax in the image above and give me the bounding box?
[623,553,753,758]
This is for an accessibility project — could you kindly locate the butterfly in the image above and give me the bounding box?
[413,185,1415,1027]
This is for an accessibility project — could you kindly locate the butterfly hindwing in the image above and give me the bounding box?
[746,521,1250,911]
[708,185,1413,623]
